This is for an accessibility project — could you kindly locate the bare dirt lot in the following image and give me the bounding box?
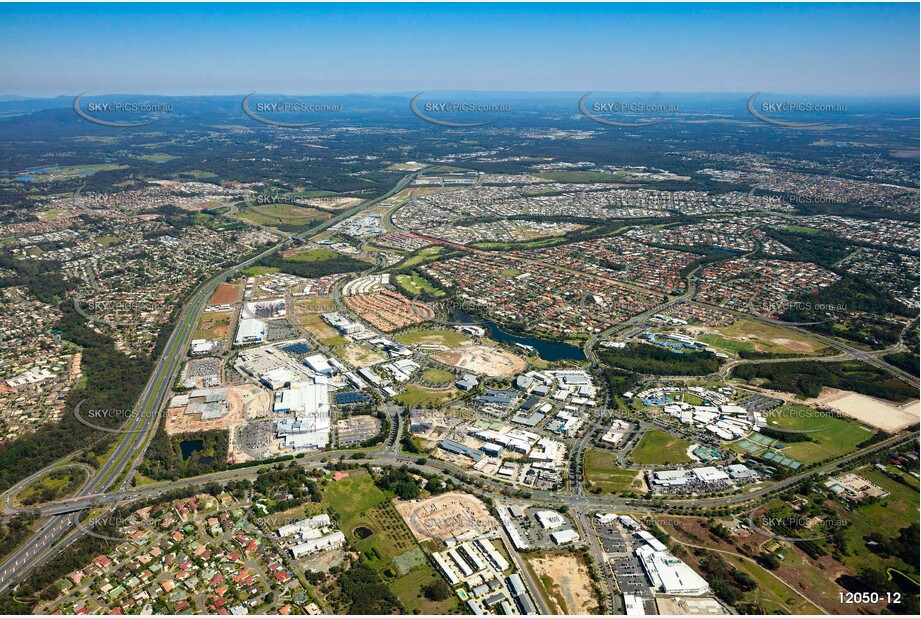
[527,552,599,615]
[395,492,498,543]
[337,343,386,368]
[814,388,919,432]
[208,282,240,306]
[433,344,528,377]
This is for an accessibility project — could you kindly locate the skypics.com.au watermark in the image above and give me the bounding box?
[748,514,847,543]
[76,514,150,543]
[410,92,510,127]
[242,191,304,210]
[73,92,173,128]
[579,93,680,127]
[753,298,846,326]
[747,93,847,129]
[410,294,497,327]
[747,185,851,206]
[242,93,341,127]
[73,400,157,434]
[73,296,167,327]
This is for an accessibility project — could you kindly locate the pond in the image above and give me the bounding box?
[179,439,204,460]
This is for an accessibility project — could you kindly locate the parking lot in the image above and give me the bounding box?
[594,523,652,597]
[336,414,381,446]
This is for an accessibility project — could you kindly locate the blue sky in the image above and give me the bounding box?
[1,2,918,96]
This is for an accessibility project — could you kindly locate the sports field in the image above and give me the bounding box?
[765,406,875,464]
[421,368,454,384]
[395,273,446,298]
[627,430,692,465]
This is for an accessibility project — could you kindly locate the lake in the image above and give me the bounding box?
[452,311,586,362]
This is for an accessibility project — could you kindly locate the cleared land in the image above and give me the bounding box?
[583,450,647,494]
[817,390,919,432]
[698,319,827,356]
[433,344,527,377]
[236,203,330,228]
[283,247,339,262]
[395,329,470,349]
[337,343,386,368]
[393,385,462,407]
[527,552,599,615]
[628,430,693,465]
[293,298,347,346]
[193,310,233,340]
[208,282,240,306]
[395,492,498,543]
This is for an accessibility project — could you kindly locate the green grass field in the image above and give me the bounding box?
[628,430,693,465]
[398,246,443,269]
[395,273,446,298]
[388,565,458,614]
[284,248,339,262]
[699,319,826,357]
[395,329,470,348]
[766,406,875,464]
[236,203,330,228]
[838,466,920,579]
[392,385,462,407]
[323,472,453,611]
[138,153,179,162]
[583,450,645,494]
[785,225,822,236]
[420,368,455,384]
[242,265,280,276]
[16,467,88,506]
[96,234,121,247]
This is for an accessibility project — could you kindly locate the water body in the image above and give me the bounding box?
[179,439,204,460]
[888,568,920,592]
[452,311,586,361]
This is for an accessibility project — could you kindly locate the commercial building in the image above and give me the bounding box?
[278,514,332,539]
[234,318,266,346]
[290,531,346,558]
[635,543,710,596]
[550,528,580,545]
[535,510,566,530]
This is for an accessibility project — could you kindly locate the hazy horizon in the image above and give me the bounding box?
[1,3,918,97]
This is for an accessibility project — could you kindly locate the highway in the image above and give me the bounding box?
[0,169,425,595]
[1,169,916,604]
